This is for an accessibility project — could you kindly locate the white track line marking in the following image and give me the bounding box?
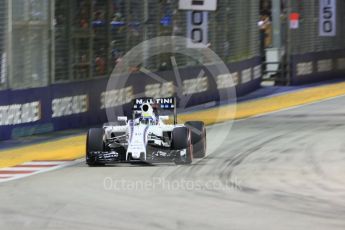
[0,160,81,183]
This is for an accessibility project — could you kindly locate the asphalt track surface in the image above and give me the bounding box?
[1,96,345,230]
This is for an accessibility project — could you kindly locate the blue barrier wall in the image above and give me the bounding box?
[0,57,261,141]
[290,49,345,85]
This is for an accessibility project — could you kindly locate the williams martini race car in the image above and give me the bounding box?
[86,97,206,166]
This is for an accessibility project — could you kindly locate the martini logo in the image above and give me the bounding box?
[135,98,174,105]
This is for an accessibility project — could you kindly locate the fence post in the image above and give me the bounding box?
[6,0,12,89]
[286,0,292,85]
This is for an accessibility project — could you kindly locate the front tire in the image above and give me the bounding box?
[172,127,193,165]
[86,128,105,166]
[185,121,206,158]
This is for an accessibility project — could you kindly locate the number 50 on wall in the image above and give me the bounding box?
[319,0,337,37]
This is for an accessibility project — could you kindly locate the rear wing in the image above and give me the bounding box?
[132,97,177,124]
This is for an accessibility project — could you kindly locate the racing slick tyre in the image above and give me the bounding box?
[172,127,193,165]
[103,122,126,160]
[86,128,105,167]
[185,121,206,158]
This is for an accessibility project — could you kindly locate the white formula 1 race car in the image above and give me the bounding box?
[86,97,206,166]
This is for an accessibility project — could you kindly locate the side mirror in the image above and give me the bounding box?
[117,116,128,122]
[159,116,169,121]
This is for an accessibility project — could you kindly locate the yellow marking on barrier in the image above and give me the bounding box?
[1,81,345,168]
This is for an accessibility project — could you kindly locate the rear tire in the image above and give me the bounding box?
[185,121,206,158]
[86,128,105,166]
[172,127,193,165]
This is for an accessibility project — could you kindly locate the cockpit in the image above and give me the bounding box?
[139,117,157,125]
